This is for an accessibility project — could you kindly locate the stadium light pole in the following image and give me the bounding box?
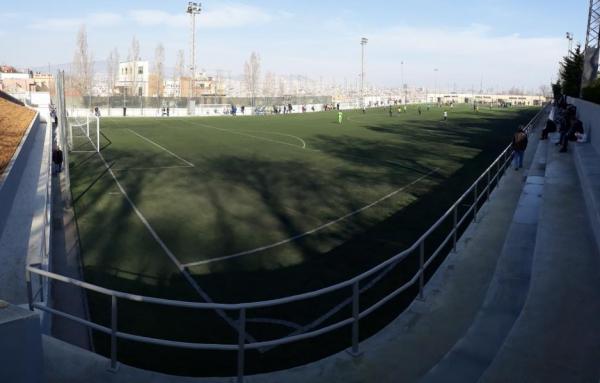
[186,2,201,115]
[433,68,439,105]
[361,37,368,109]
[566,32,574,54]
[401,61,405,104]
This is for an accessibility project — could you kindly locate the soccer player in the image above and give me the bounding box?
[338,111,343,124]
[443,111,448,121]
[389,105,393,117]
[418,106,422,115]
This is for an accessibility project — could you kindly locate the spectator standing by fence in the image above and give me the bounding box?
[52,147,63,174]
[512,126,528,170]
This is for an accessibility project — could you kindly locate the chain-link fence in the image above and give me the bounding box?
[67,95,333,109]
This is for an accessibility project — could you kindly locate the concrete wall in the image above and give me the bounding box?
[567,97,600,153]
[68,103,329,118]
[0,304,43,383]
[0,113,39,238]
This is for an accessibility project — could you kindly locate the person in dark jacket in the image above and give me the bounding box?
[512,126,528,170]
[53,147,64,173]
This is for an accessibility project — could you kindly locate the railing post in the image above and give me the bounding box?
[486,170,491,200]
[237,308,246,383]
[497,156,502,185]
[418,241,425,300]
[473,182,478,223]
[452,206,458,253]
[349,281,361,356]
[26,270,34,311]
[38,273,44,303]
[108,295,119,372]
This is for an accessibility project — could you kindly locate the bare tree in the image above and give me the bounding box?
[174,49,185,96]
[244,52,261,106]
[128,36,140,97]
[278,76,286,97]
[153,43,165,98]
[72,25,94,108]
[539,84,550,98]
[105,48,119,115]
[263,71,276,97]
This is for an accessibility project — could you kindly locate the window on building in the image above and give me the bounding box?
[138,87,143,96]
[138,66,144,75]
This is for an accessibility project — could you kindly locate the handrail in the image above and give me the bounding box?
[27,104,549,381]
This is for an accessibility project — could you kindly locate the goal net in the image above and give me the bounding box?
[69,114,100,153]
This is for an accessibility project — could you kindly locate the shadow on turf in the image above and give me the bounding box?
[65,107,540,376]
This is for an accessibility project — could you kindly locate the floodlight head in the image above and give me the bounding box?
[187,2,202,14]
[361,37,368,45]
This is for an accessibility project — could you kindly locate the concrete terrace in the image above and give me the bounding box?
[3,102,600,383]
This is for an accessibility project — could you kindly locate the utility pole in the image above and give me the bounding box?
[186,2,201,115]
[361,37,368,109]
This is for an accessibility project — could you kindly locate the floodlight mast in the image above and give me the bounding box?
[581,0,600,91]
[566,32,574,54]
[433,68,439,105]
[186,2,201,111]
[361,37,368,109]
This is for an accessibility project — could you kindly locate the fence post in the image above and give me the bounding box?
[109,295,118,372]
[452,206,458,253]
[418,241,425,300]
[349,281,361,356]
[237,308,246,383]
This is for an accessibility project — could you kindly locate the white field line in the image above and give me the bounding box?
[247,130,307,149]
[112,165,194,171]
[89,148,257,343]
[194,122,308,150]
[183,167,440,268]
[127,129,195,167]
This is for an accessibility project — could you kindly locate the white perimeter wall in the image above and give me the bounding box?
[568,97,600,154]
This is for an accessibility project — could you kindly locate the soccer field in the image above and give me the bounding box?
[69,104,539,375]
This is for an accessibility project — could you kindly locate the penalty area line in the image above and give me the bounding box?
[127,129,195,168]
[182,167,441,268]
[194,122,308,151]
[91,148,258,344]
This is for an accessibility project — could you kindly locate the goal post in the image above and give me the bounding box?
[69,114,100,153]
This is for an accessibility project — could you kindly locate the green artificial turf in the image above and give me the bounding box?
[68,104,539,375]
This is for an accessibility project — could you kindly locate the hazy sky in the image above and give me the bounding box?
[0,0,590,90]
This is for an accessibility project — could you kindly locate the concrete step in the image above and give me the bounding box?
[479,139,600,383]
[419,126,548,383]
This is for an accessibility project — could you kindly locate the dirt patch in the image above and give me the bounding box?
[0,97,36,177]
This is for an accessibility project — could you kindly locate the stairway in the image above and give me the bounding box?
[421,135,600,383]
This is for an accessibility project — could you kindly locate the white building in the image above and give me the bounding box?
[163,79,180,97]
[116,61,149,97]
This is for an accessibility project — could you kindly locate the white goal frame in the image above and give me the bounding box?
[69,114,100,153]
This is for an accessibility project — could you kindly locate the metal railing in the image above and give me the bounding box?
[27,105,548,382]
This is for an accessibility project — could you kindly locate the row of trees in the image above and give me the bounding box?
[72,26,306,105]
[244,52,317,102]
[553,44,600,104]
[72,25,188,104]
